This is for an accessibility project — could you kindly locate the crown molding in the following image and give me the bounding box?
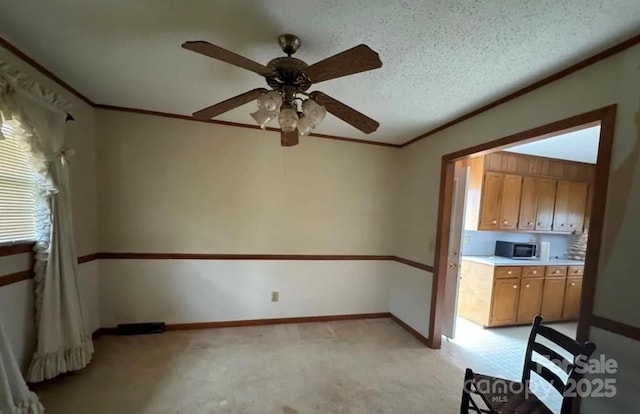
[400,32,640,147]
[94,104,401,148]
[0,36,95,106]
[0,35,398,148]
[3,31,638,150]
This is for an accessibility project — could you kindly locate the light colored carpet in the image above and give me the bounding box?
[34,318,463,413]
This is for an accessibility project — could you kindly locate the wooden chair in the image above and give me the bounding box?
[460,316,596,414]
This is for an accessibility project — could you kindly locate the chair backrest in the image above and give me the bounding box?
[521,316,596,414]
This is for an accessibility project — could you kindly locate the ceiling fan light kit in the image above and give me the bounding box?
[182,34,382,146]
[277,106,298,133]
[250,90,282,129]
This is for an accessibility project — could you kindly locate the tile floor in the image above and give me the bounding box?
[34,318,464,414]
[441,316,578,413]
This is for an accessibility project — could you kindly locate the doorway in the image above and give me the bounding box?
[430,105,616,350]
[431,106,616,411]
[443,124,600,340]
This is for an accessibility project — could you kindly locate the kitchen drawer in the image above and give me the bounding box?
[522,266,545,278]
[495,266,522,278]
[546,266,568,277]
[568,266,584,276]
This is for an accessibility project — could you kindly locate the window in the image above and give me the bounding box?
[0,122,37,243]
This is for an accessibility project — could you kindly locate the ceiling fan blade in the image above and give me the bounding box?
[303,44,382,83]
[310,92,379,134]
[281,129,299,147]
[182,41,274,77]
[193,88,267,120]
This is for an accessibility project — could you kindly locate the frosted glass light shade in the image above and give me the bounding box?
[278,108,298,132]
[258,91,282,112]
[302,99,326,128]
[250,107,273,129]
[297,115,312,137]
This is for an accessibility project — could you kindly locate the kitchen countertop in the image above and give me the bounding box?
[462,256,585,267]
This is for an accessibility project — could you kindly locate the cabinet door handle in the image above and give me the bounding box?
[513,285,518,289]
[507,270,512,275]
[503,220,509,225]
[527,222,533,226]
[532,270,537,274]
[537,222,542,226]
[554,270,559,274]
[570,224,575,228]
[492,219,497,224]
[525,284,530,288]
[570,282,576,286]
[560,224,566,227]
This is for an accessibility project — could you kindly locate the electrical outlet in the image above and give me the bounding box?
[271,291,279,302]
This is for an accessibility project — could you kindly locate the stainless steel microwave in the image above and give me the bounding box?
[495,241,537,259]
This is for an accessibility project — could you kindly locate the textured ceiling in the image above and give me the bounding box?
[0,1,639,144]
[505,125,601,164]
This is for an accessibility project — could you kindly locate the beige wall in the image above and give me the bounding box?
[96,110,397,254]
[397,43,640,411]
[95,110,403,325]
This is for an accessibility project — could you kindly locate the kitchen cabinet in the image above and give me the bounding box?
[478,172,503,230]
[478,172,522,231]
[540,277,567,321]
[499,174,522,230]
[584,186,593,232]
[516,277,544,324]
[491,278,520,326]
[568,182,589,232]
[522,266,544,278]
[535,178,557,231]
[562,277,583,320]
[457,260,584,327]
[546,266,567,277]
[553,181,588,232]
[518,177,557,231]
[518,177,537,231]
[462,151,593,233]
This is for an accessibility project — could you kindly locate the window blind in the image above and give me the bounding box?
[0,123,37,243]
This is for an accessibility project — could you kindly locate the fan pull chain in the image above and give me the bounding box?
[282,147,288,176]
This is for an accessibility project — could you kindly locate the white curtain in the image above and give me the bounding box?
[0,322,43,414]
[0,62,93,384]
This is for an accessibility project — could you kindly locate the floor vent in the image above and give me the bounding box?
[116,322,166,335]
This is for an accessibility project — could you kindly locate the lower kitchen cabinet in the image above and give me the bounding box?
[516,277,544,324]
[562,277,583,320]
[490,278,520,326]
[457,260,584,327]
[540,277,567,321]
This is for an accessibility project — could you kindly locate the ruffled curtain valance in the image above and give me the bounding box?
[0,61,69,110]
[0,61,93,403]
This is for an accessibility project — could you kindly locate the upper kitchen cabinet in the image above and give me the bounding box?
[499,174,523,230]
[552,181,588,232]
[476,172,522,231]
[518,177,557,231]
[478,171,504,230]
[462,152,593,233]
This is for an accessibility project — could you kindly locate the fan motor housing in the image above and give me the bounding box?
[265,57,312,93]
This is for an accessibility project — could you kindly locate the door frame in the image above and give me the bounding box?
[429,104,617,349]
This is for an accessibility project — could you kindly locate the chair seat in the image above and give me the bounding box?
[470,373,553,414]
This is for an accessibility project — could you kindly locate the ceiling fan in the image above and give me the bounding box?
[182,34,382,146]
